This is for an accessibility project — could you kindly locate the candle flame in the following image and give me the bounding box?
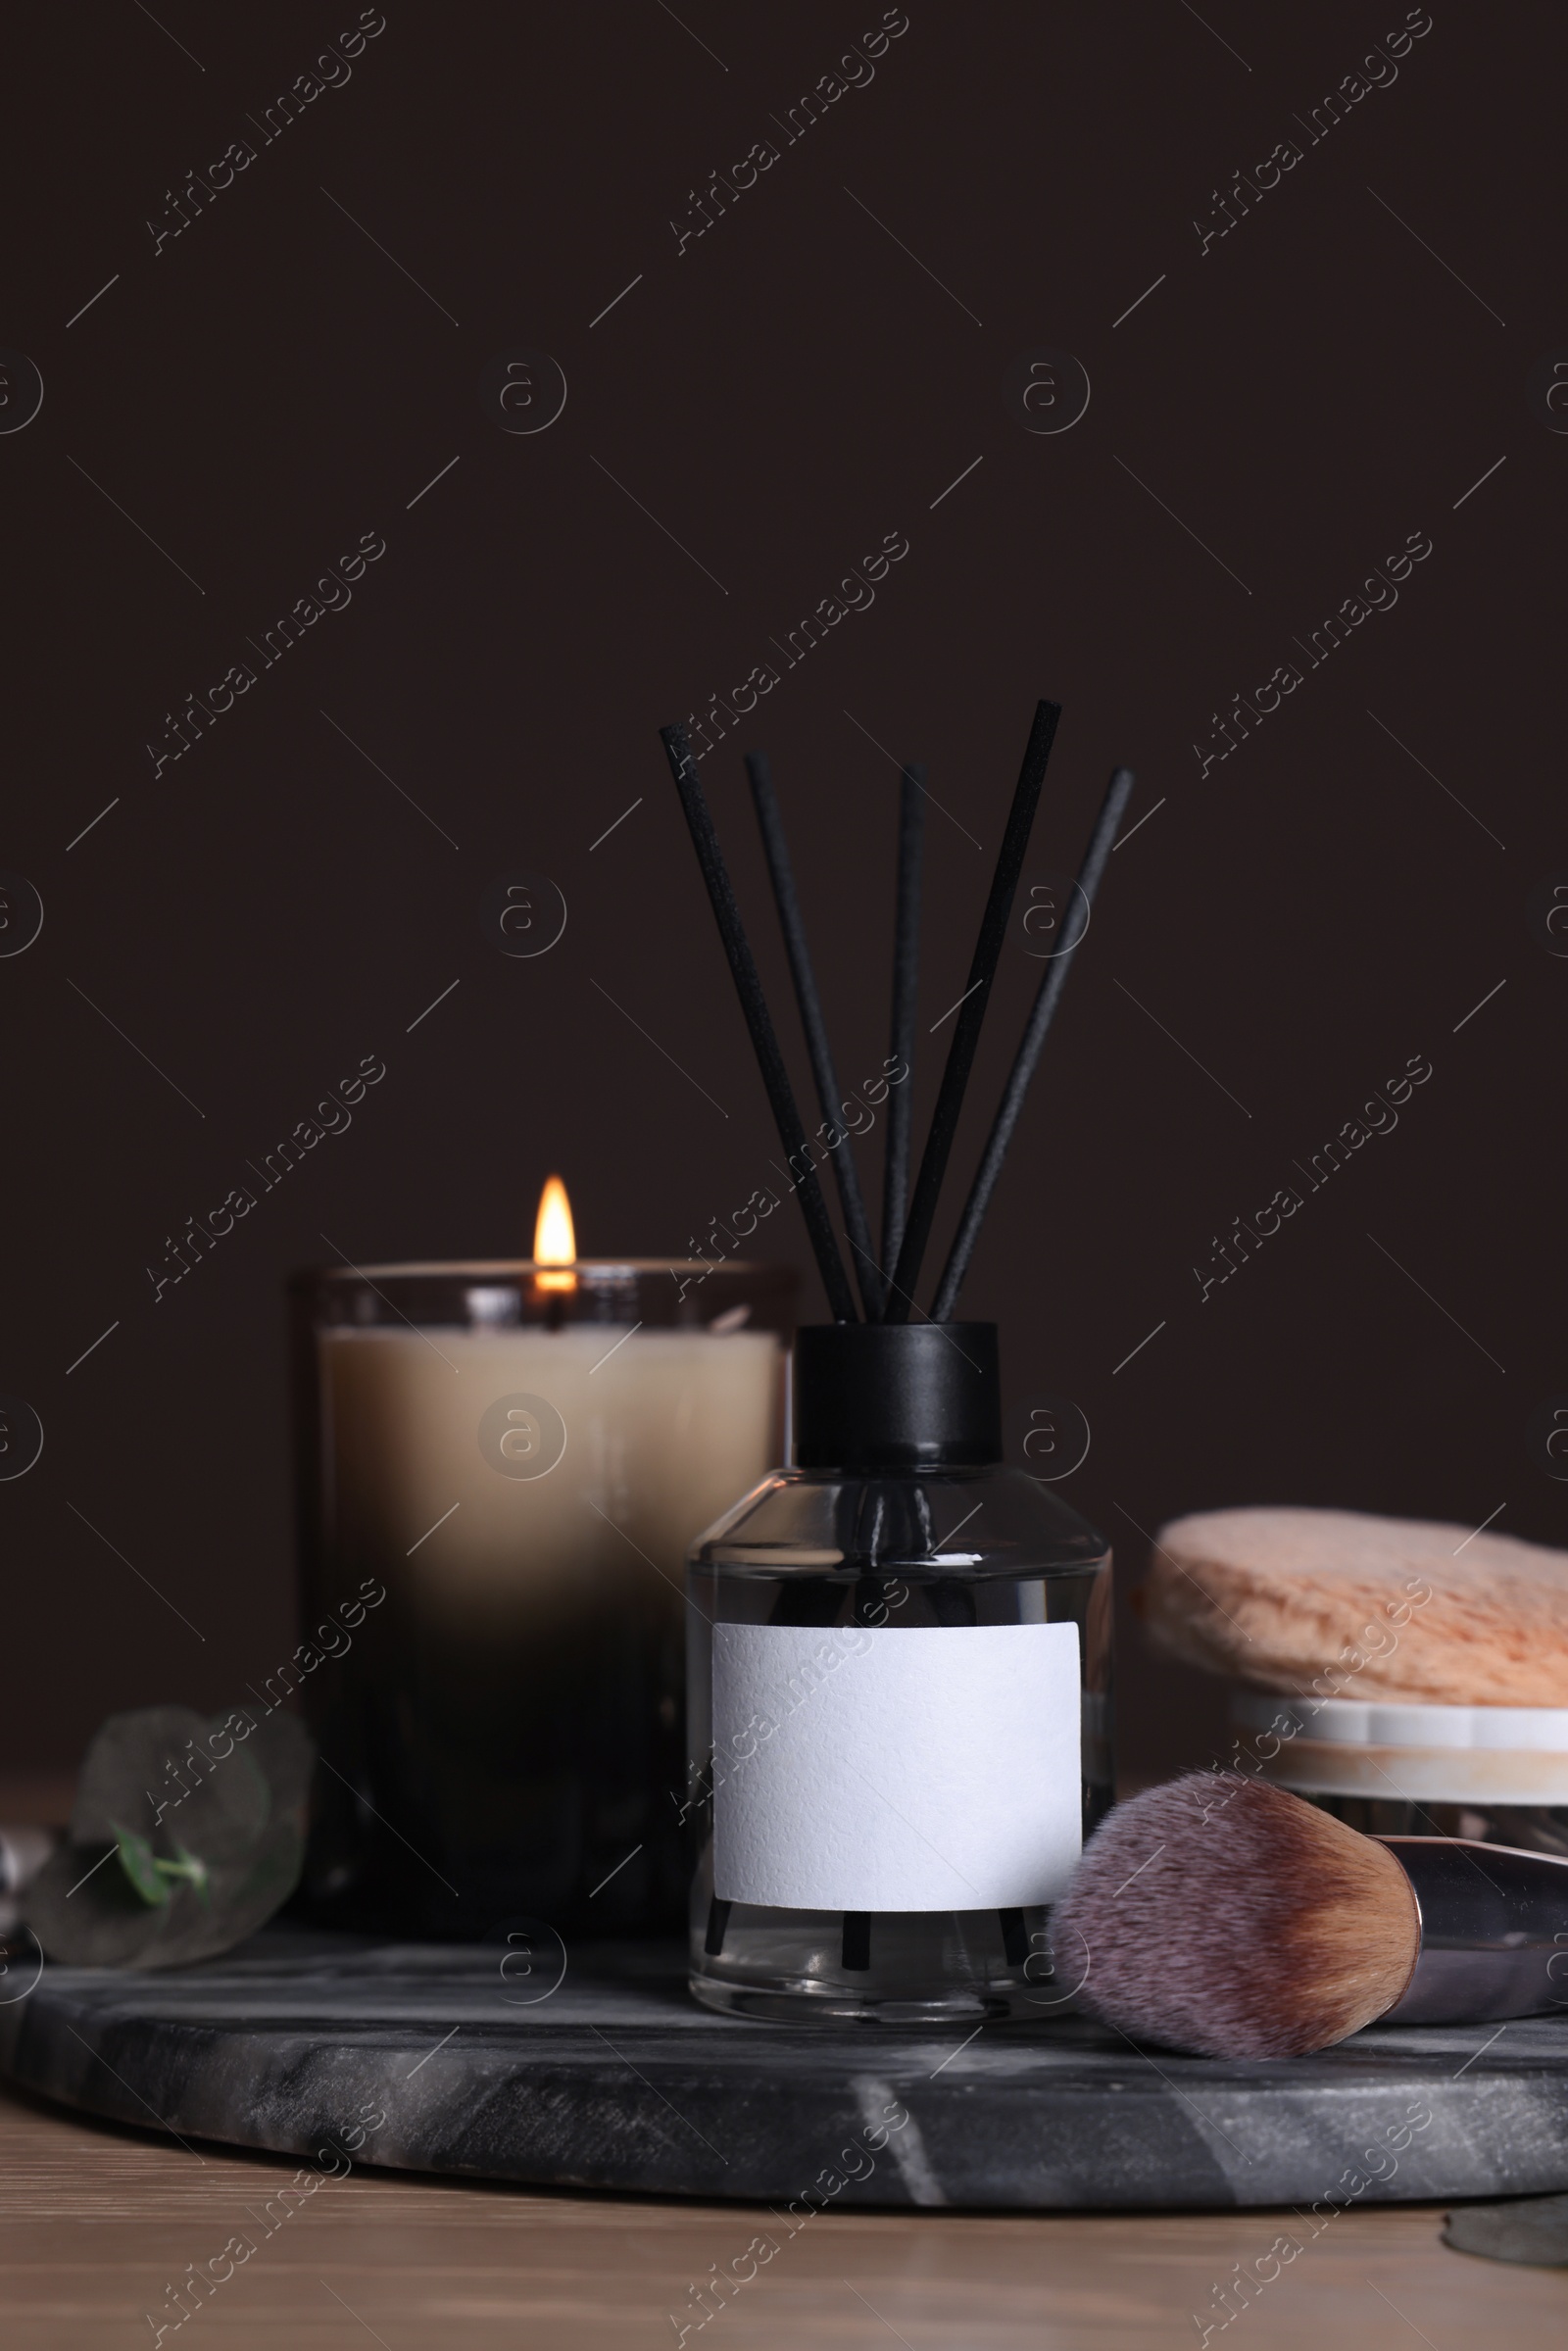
[534,1175,576,1292]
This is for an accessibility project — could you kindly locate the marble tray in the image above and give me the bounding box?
[3,1928,1567,2209]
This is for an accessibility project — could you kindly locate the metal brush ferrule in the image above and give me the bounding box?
[1378,1837,1568,2025]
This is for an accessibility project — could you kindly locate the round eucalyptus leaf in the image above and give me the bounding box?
[74,1704,270,1863]
[26,1702,316,1969]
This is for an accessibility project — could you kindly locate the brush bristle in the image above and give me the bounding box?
[1054,1774,1420,2058]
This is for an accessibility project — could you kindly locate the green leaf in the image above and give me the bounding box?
[25,1704,316,1970]
[161,1844,212,1908]
[74,1705,269,1862]
[114,1824,171,1907]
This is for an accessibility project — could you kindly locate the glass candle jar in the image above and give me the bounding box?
[291,1257,794,1937]
[685,1323,1112,2023]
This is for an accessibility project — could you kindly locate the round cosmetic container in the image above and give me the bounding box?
[1231,1687,1568,1856]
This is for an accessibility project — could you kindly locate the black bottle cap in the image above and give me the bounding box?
[792,1322,1003,1469]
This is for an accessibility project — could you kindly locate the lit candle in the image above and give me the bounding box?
[293,1180,794,1935]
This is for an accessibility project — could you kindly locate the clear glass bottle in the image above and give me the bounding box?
[685,1323,1112,2023]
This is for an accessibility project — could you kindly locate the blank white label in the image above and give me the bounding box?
[712,1621,1082,1912]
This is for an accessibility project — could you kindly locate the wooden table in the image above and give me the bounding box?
[4,2076,1564,2350]
[4,1771,1567,2344]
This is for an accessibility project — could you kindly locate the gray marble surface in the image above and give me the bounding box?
[3,1928,1568,2209]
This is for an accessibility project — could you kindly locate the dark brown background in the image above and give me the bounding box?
[4,0,1560,1785]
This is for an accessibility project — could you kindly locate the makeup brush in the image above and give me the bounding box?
[1053,1773,1568,2058]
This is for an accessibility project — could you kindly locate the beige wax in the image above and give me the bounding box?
[321,1325,779,1636]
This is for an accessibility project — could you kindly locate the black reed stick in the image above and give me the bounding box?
[883,701,1061,1323]
[999,1907,1028,1965]
[745,752,884,1320]
[930,766,1135,1322]
[879,763,925,1297]
[661,724,859,1322]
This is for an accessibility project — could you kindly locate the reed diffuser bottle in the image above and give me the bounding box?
[687,1322,1112,2021]
[657,697,1135,2023]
